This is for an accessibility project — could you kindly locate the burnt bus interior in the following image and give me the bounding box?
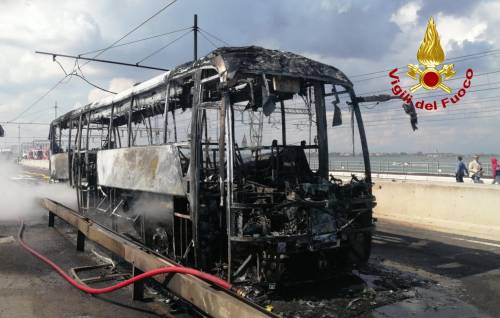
[49,47,376,291]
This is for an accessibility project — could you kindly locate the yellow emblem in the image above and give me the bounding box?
[407,17,456,93]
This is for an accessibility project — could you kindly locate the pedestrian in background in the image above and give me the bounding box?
[468,155,483,183]
[491,157,500,184]
[455,156,468,183]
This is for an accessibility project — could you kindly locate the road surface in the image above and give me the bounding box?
[0,168,498,317]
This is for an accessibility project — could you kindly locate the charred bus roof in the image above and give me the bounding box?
[51,46,352,128]
[174,46,352,85]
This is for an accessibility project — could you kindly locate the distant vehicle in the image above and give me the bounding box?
[26,149,48,160]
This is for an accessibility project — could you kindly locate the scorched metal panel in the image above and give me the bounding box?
[50,153,69,180]
[97,145,185,196]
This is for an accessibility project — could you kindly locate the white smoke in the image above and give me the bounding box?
[0,159,76,221]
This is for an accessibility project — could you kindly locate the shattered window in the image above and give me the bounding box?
[325,84,365,176]
[165,76,194,144]
[232,91,320,172]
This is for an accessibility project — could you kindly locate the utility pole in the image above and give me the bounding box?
[18,124,21,161]
[351,106,355,157]
[193,14,198,60]
[54,101,58,119]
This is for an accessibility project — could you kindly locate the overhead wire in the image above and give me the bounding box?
[136,29,192,64]
[0,121,49,126]
[355,69,500,102]
[8,75,73,123]
[56,58,117,94]
[23,106,58,121]
[282,105,500,128]
[199,30,219,49]
[349,47,500,79]
[348,109,500,129]
[198,27,230,46]
[75,60,117,94]
[357,84,500,114]
[364,112,500,128]
[12,8,500,137]
[352,52,500,89]
[361,95,500,113]
[361,106,500,123]
[358,75,500,98]
[8,0,178,122]
[80,0,178,66]
[79,26,192,56]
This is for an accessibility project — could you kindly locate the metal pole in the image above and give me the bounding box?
[280,100,286,145]
[351,106,355,157]
[128,98,134,147]
[35,51,169,71]
[54,101,58,119]
[193,14,198,60]
[18,124,21,161]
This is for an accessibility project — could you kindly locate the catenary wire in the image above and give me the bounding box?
[199,29,219,49]
[8,0,178,122]
[349,48,500,79]
[356,68,500,97]
[136,29,192,64]
[81,0,178,66]
[198,27,230,46]
[79,26,192,56]
[76,60,116,94]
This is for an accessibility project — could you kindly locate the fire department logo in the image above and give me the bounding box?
[407,17,456,93]
[388,16,474,111]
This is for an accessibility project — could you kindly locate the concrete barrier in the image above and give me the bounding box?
[372,180,500,241]
[19,159,49,171]
[332,170,494,184]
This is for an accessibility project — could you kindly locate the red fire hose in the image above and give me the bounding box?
[17,220,232,294]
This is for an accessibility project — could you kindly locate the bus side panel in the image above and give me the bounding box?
[97,145,186,196]
[50,153,69,180]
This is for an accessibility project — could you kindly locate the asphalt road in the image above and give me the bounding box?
[371,220,500,318]
[1,167,499,317]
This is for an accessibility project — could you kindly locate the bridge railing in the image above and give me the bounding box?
[308,159,492,177]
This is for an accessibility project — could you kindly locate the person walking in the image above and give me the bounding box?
[468,155,483,183]
[455,156,468,183]
[491,157,500,185]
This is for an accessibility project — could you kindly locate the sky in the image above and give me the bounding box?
[0,0,499,154]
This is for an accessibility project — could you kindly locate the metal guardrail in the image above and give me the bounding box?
[41,198,275,318]
[309,159,492,177]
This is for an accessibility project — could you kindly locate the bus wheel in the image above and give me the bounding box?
[348,231,372,266]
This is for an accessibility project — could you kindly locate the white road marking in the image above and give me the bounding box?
[0,236,15,244]
[373,234,404,243]
[451,237,500,248]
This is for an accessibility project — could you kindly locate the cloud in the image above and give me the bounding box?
[0,1,103,87]
[390,1,422,31]
[87,77,136,102]
[0,1,101,50]
[1,0,499,154]
[319,0,353,14]
[0,46,60,85]
[435,13,488,51]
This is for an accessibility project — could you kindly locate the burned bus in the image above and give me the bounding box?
[49,46,416,290]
